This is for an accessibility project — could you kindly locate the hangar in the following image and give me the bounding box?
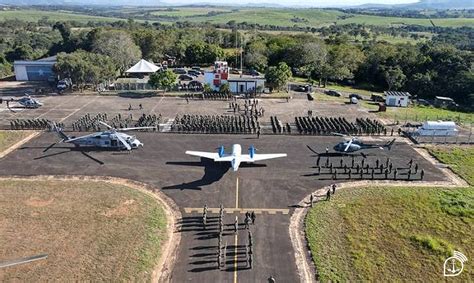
[14,56,57,81]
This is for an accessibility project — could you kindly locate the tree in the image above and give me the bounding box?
[54,51,116,92]
[244,40,268,71]
[92,30,142,74]
[220,82,230,94]
[6,45,34,61]
[383,66,406,90]
[265,62,292,91]
[324,44,365,85]
[149,70,177,92]
[203,83,213,93]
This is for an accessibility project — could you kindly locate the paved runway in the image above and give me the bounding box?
[0,133,446,282]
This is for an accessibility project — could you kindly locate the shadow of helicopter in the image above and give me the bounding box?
[306,145,373,159]
[163,158,266,190]
[20,144,106,165]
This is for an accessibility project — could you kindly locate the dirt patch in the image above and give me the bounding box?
[102,199,136,217]
[0,177,175,282]
[25,197,54,207]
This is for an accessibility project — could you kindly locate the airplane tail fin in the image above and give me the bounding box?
[51,122,69,142]
[248,145,256,159]
[217,146,225,158]
[385,139,396,151]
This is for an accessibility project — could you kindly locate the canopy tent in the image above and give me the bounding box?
[125,59,160,74]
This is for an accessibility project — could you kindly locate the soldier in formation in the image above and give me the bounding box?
[171,114,260,134]
[295,116,386,135]
[10,118,55,130]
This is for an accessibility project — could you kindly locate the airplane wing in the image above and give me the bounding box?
[241,153,287,162]
[185,151,220,160]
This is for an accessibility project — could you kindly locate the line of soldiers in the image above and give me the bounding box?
[10,118,56,130]
[71,113,109,132]
[171,114,260,134]
[314,156,425,181]
[216,204,226,269]
[295,116,386,135]
[201,92,233,101]
[229,99,265,117]
[271,116,290,134]
[135,113,161,129]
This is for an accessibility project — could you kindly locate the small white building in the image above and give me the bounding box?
[415,121,458,136]
[385,91,411,107]
[203,61,265,94]
[14,56,56,81]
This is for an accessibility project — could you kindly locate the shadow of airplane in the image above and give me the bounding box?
[163,158,266,190]
[162,158,228,190]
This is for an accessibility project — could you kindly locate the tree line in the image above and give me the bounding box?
[0,18,472,106]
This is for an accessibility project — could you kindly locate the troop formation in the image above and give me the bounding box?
[312,156,425,181]
[295,116,387,135]
[183,92,233,101]
[229,99,265,117]
[70,113,160,131]
[10,118,57,130]
[171,114,260,134]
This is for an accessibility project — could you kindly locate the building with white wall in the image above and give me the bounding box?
[204,61,265,94]
[385,91,411,107]
[14,56,56,81]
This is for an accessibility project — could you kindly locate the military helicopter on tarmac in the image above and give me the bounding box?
[1,95,43,109]
[50,121,154,151]
[307,133,396,158]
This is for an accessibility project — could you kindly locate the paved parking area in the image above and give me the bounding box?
[0,132,446,282]
[0,94,377,130]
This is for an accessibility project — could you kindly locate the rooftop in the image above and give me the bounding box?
[384,91,411,97]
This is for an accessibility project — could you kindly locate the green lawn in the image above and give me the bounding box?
[0,9,126,23]
[305,186,473,281]
[428,146,474,186]
[3,7,472,28]
[376,105,474,125]
[306,144,474,281]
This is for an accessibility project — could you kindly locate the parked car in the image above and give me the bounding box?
[294,85,310,92]
[245,69,260,76]
[191,66,201,71]
[179,74,194,81]
[416,99,431,106]
[349,93,363,100]
[230,69,241,75]
[187,70,201,77]
[173,68,187,74]
[325,90,342,97]
[371,94,385,102]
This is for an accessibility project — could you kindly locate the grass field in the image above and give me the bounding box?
[377,105,474,125]
[0,179,167,281]
[428,146,474,186]
[305,144,474,281]
[1,7,473,28]
[305,186,473,281]
[0,130,34,153]
[0,9,124,23]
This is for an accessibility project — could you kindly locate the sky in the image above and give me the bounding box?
[162,0,419,7]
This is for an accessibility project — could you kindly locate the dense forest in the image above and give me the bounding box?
[0,18,472,106]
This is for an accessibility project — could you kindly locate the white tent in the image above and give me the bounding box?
[125,59,160,74]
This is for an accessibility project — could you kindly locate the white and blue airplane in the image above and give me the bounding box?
[185,144,287,172]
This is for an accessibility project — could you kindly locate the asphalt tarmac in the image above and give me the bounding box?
[0,133,446,282]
